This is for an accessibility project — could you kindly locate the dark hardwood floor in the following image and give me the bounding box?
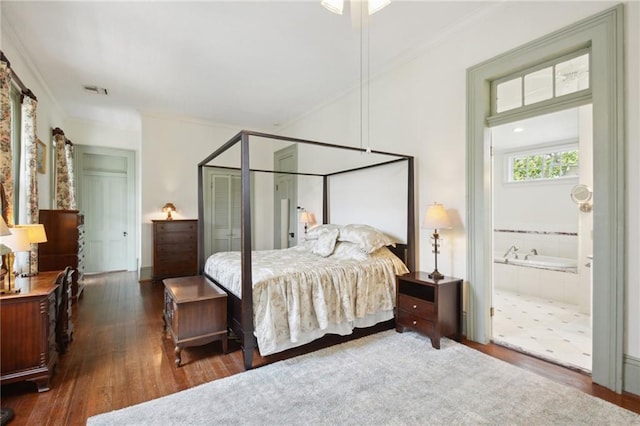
[1,271,638,425]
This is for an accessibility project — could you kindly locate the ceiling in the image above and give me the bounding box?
[491,108,580,151]
[1,0,497,131]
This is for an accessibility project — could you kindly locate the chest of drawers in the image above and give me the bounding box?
[38,209,85,300]
[152,219,198,282]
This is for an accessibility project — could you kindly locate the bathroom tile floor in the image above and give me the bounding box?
[492,289,592,373]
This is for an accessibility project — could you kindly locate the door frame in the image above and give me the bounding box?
[466,6,624,391]
[75,145,137,272]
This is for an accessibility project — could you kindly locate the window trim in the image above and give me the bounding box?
[490,47,592,117]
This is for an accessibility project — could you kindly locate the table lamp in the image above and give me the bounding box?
[0,217,11,286]
[1,227,30,293]
[16,224,48,276]
[422,202,452,280]
[162,203,176,220]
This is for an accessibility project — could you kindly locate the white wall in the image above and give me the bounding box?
[492,150,578,233]
[280,1,640,361]
[140,115,277,271]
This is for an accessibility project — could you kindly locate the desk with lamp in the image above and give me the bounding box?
[1,217,60,391]
[1,219,48,294]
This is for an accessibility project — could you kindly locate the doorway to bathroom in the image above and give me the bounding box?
[490,105,593,372]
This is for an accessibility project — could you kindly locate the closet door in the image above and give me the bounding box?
[210,174,241,253]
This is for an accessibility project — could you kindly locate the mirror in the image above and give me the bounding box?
[570,184,592,212]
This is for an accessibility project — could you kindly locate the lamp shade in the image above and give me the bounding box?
[299,211,313,224]
[16,224,48,243]
[0,216,10,236]
[422,203,452,230]
[2,228,30,252]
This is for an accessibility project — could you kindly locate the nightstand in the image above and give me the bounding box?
[395,272,462,349]
[163,275,228,366]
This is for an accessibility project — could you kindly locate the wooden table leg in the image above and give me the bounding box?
[174,346,182,367]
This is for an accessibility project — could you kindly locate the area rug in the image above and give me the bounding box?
[87,330,639,425]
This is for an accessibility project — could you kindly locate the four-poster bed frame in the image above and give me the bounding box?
[198,130,415,369]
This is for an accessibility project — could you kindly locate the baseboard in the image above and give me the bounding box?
[624,354,640,396]
[138,266,153,282]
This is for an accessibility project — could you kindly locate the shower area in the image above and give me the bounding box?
[491,106,593,373]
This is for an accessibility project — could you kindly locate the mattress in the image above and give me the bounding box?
[204,241,409,355]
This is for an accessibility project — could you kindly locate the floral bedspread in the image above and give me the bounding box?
[204,244,409,355]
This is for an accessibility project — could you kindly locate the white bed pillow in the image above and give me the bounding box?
[338,224,395,254]
[306,224,342,240]
[331,241,369,261]
[311,228,340,257]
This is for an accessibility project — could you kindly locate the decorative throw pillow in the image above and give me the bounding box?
[306,224,342,240]
[311,228,340,257]
[338,224,395,254]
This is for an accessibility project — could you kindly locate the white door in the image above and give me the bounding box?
[273,145,297,249]
[76,146,136,273]
[210,173,241,253]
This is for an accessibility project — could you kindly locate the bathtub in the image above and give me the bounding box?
[493,253,579,304]
[494,254,577,273]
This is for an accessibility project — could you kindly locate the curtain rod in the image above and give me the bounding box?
[1,50,38,101]
[52,127,73,146]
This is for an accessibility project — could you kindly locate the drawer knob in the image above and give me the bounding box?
[412,320,417,325]
[412,304,417,309]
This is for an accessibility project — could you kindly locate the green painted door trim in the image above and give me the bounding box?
[466,5,625,392]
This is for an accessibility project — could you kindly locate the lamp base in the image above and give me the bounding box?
[428,270,445,280]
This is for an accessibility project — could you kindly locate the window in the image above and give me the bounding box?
[507,146,579,182]
[494,50,590,114]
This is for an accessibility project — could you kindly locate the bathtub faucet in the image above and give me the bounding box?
[503,245,519,259]
[524,248,538,260]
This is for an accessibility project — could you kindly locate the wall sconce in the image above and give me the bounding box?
[422,202,452,280]
[162,203,177,220]
[15,224,48,276]
[299,210,314,238]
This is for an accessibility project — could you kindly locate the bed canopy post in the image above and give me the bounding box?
[197,164,205,272]
[240,131,255,369]
[406,157,415,271]
[322,176,328,224]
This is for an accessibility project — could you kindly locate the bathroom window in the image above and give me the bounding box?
[494,50,590,114]
[507,146,579,182]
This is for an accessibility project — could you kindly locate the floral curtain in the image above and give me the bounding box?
[21,95,38,273]
[54,128,77,209]
[0,57,13,226]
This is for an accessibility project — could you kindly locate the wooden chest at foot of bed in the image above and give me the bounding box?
[162,276,228,366]
[395,272,462,349]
